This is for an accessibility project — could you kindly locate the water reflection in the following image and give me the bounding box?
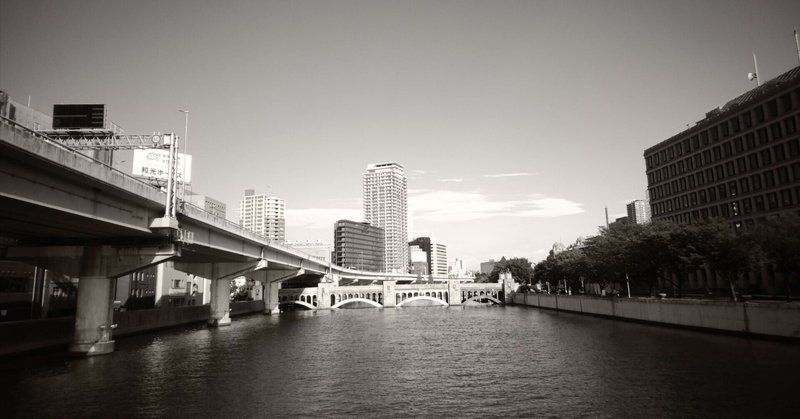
[1,307,799,418]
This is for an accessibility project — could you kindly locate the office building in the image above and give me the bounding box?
[408,237,448,276]
[409,245,428,275]
[239,189,285,242]
[626,200,651,224]
[333,220,384,272]
[480,259,497,275]
[645,66,800,227]
[363,162,408,273]
[185,191,227,219]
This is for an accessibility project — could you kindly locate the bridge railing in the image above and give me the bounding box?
[0,115,161,195]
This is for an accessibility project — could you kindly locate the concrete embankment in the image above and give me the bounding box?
[513,293,800,342]
[0,301,266,357]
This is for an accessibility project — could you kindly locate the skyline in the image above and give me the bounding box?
[2,0,800,269]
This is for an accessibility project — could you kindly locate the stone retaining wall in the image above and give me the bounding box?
[513,293,800,341]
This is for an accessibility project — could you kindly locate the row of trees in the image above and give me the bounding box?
[532,214,800,301]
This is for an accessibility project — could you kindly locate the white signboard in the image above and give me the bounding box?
[132,149,192,183]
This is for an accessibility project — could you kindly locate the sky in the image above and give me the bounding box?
[2,0,800,269]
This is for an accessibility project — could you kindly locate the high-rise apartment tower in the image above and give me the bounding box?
[239,189,285,242]
[363,162,408,273]
[626,199,652,224]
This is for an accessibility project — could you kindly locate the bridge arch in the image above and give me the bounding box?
[279,300,316,310]
[396,296,449,307]
[463,295,503,305]
[331,297,383,309]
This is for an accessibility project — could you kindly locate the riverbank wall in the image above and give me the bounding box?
[512,293,800,341]
[0,300,266,357]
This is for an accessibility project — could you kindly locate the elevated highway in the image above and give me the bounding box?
[1,116,461,354]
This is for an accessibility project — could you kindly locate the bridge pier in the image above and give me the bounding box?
[448,280,462,306]
[209,278,232,327]
[382,281,396,308]
[4,244,178,355]
[261,269,305,314]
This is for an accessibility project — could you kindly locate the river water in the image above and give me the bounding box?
[2,305,799,418]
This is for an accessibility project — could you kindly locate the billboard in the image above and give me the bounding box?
[52,104,106,129]
[132,149,192,183]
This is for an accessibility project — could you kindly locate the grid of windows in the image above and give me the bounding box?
[644,67,800,228]
[363,162,408,273]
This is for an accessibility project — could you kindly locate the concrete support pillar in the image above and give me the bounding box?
[448,279,462,306]
[70,247,115,356]
[263,281,280,315]
[501,272,515,304]
[317,282,333,309]
[382,281,396,308]
[209,279,231,327]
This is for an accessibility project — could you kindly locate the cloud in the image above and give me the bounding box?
[482,172,535,178]
[439,178,463,183]
[286,208,361,229]
[409,190,583,221]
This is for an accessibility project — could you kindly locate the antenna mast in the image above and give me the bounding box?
[795,27,800,66]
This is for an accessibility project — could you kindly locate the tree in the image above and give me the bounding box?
[693,220,756,302]
[750,213,800,300]
[489,257,534,284]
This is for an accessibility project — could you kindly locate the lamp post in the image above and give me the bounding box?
[178,109,190,197]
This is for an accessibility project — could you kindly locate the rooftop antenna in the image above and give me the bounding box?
[748,52,761,86]
[794,27,800,66]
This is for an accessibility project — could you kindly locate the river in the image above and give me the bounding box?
[2,305,799,418]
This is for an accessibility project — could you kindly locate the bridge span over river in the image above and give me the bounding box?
[0,117,516,355]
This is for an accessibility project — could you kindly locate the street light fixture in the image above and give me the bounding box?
[178,109,190,196]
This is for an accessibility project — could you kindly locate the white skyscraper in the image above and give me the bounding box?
[363,162,408,273]
[626,199,652,225]
[239,189,285,242]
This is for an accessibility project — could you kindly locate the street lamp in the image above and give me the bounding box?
[178,109,190,196]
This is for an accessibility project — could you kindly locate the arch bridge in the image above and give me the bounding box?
[278,277,515,311]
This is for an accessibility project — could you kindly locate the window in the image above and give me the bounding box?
[764,170,775,187]
[774,144,786,162]
[742,111,752,128]
[742,198,752,214]
[777,166,790,184]
[751,174,763,191]
[718,184,727,198]
[780,189,794,207]
[711,205,720,217]
[739,178,750,194]
[736,157,747,173]
[767,99,778,117]
[734,137,744,153]
[757,127,769,145]
[767,192,779,210]
[728,181,738,197]
[692,135,700,150]
[715,165,724,180]
[755,106,765,123]
[709,187,718,201]
[703,150,712,164]
[793,162,800,182]
[745,133,756,149]
[731,201,739,216]
[780,93,793,112]
[748,153,760,170]
[786,117,797,135]
[710,126,719,142]
[699,189,707,204]
[755,195,765,211]
[713,146,722,161]
[731,117,740,133]
[725,161,735,177]
[761,149,773,166]
[770,122,783,140]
